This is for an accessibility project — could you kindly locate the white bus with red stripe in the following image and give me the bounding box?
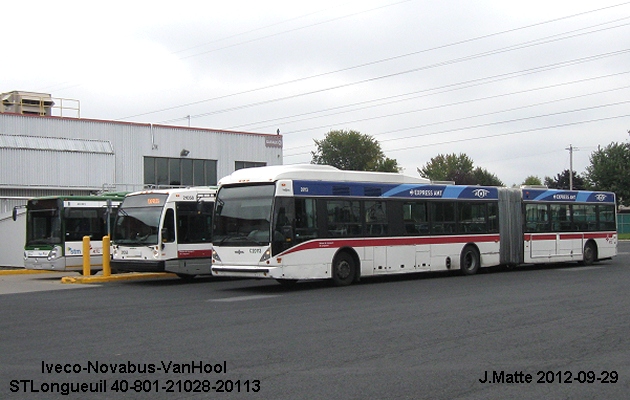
[111,187,215,279]
[210,165,617,286]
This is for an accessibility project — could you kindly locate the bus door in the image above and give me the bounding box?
[160,207,177,261]
[167,200,214,275]
[525,203,555,259]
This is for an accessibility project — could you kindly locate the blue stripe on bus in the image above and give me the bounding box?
[522,189,615,203]
[293,181,499,200]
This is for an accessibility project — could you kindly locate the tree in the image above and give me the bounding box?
[311,130,399,172]
[585,141,630,206]
[522,175,543,186]
[418,153,504,186]
[472,167,504,187]
[419,153,474,182]
[544,170,586,190]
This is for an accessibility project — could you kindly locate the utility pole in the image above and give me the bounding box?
[565,144,579,190]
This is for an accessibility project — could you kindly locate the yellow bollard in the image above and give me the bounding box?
[82,236,91,276]
[102,235,111,277]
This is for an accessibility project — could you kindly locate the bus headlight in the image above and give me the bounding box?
[47,246,62,261]
[212,249,221,263]
[259,248,271,262]
[23,251,28,260]
[152,246,160,259]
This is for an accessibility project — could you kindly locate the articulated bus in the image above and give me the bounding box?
[15,193,126,272]
[111,187,216,279]
[210,165,617,286]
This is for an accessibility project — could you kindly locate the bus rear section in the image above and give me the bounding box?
[22,195,123,272]
[520,188,617,265]
[111,188,215,279]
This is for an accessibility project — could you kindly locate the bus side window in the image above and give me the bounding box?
[525,204,548,232]
[550,204,571,232]
[403,201,428,235]
[325,200,361,237]
[294,198,318,243]
[598,205,616,231]
[365,201,387,236]
[430,202,456,234]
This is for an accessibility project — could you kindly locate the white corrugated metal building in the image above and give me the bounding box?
[0,92,283,266]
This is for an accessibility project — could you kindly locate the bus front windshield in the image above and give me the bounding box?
[214,184,275,246]
[26,199,62,246]
[113,194,167,246]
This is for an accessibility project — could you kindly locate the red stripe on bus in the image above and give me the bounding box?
[280,234,501,256]
[177,249,213,258]
[559,234,584,240]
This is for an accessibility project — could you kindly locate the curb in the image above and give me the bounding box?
[61,272,178,284]
[0,269,62,275]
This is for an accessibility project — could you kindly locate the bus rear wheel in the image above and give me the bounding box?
[331,252,356,286]
[581,241,597,266]
[460,245,480,275]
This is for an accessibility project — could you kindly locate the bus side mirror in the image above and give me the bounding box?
[12,207,18,221]
[161,228,170,242]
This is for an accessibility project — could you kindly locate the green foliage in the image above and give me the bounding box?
[544,170,587,190]
[311,130,399,172]
[473,167,504,186]
[419,153,504,186]
[522,176,543,186]
[585,142,630,206]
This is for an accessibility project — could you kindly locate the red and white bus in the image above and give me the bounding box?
[111,187,216,279]
[210,165,617,286]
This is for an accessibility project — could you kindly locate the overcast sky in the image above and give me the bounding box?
[3,0,630,185]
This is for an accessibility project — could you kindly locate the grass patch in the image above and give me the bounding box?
[619,233,630,241]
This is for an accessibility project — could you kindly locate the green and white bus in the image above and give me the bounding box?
[15,193,126,272]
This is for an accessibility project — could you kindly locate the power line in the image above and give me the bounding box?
[384,114,630,152]
[278,48,630,139]
[229,18,630,131]
[283,102,630,157]
[176,0,414,60]
[116,1,630,121]
[284,113,630,159]
[285,75,630,150]
[161,45,630,128]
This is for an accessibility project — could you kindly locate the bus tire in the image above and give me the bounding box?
[460,245,480,275]
[331,252,356,286]
[581,241,597,266]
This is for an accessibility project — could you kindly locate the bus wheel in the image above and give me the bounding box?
[332,252,356,286]
[276,279,298,288]
[581,241,597,266]
[460,245,480,275]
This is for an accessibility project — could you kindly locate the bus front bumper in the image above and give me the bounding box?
[111,260,165,273]
[211,265,277,279]
[24,257,67,271]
